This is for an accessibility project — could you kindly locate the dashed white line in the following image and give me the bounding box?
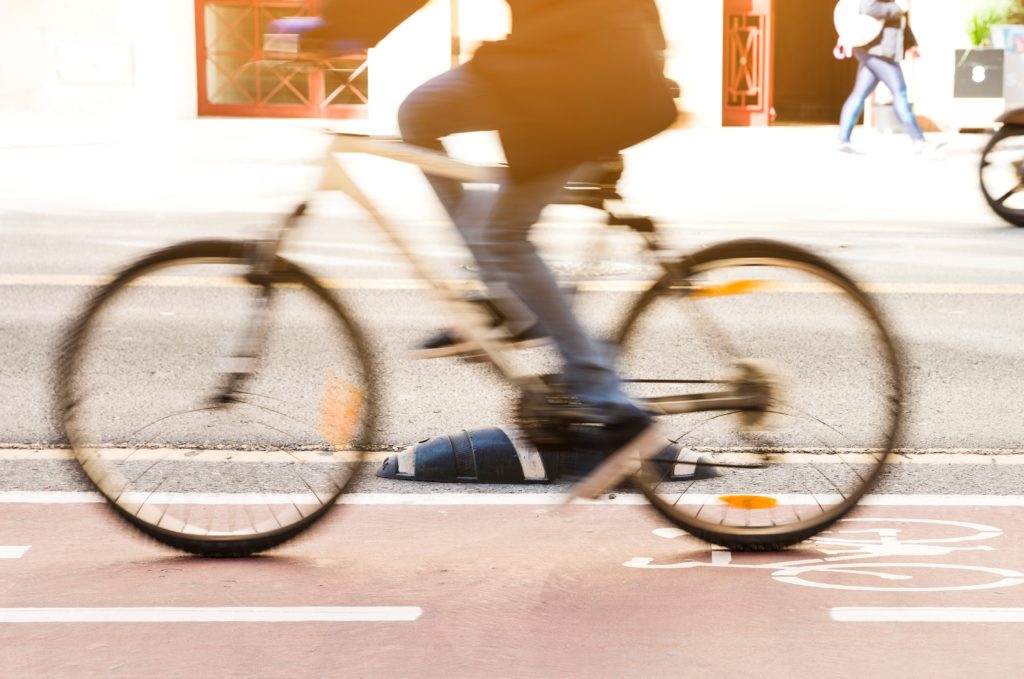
[831,608,1024,623]
[0,606,423,623]
[0,546,29,559]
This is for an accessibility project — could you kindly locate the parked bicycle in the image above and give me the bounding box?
[980,107,1024,227]
[55,130,904,557]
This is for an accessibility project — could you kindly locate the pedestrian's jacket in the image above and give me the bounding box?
[857,0,918,61]
[318,0,676,180]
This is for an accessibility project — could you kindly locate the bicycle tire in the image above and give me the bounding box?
[57,239,378,556]
[616,239,902,551]
[980,124,1024,227]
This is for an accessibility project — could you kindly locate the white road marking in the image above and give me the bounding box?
[5,491,1024,506]
[0,606,422,623]
[777,563,1024,592]
[831,607,1024,623]
[0,547,29,559]
[0,448,357,463]
[6,447,1024,464]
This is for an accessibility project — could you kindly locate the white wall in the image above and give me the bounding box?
[659,0,724,127]
[0,0,196,122]
[366,0,453,132]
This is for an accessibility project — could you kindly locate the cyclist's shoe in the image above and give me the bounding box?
[563,408,668,501]
[413,322,548,359]
[266,17,366,56]
[410,296,549,359]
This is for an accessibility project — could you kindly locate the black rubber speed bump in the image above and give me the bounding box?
[377,426,718,484]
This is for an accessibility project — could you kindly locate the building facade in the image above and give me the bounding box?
[0,0,1002,132]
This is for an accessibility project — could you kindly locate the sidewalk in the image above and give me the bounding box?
[0,113,989,223]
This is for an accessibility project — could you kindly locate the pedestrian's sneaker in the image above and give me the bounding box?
[912,139,948,158]
[835,141,861,155]
[411,297,549,359]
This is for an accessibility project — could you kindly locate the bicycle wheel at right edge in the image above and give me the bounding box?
[616,239,903,551]
[979,124,1024,227]
[56,239,378,556]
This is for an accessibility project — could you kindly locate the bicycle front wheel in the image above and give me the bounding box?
[57,239,377,556]
[617,239,902,551]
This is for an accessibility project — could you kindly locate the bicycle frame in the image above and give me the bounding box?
[260,131,768,417]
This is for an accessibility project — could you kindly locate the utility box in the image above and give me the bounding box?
[954,48,1005,98]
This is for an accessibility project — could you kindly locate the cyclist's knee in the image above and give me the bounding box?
[397,91,443,145]
[396,96,425,142]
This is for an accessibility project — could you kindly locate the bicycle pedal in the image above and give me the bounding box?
[565,424,666,502]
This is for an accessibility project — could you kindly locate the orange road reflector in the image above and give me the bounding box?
[320,373,364,450]
[691,280,768,299]
[718,495,778,510]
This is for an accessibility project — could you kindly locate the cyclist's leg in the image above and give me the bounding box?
[398,65,637,419]
[838,54,879,144]
[398,65,537,332]
[861,55,926,142]
[479,173,640,421]
[397,65,480,217]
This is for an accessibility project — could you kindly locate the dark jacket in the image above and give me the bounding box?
[857,0,917,61]
[319,0,676,179]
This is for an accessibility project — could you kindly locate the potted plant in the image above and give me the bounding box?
[955,0,1014,99]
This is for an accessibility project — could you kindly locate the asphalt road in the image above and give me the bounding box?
[3,133,1024,464]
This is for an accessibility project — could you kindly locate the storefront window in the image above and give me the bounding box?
[196,0,368,118]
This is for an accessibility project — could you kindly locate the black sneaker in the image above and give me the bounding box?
[411,299,549,359]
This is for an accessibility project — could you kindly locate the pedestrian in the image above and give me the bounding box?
[834,0,935,154]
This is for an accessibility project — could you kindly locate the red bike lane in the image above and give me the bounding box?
[1,497,1023,677]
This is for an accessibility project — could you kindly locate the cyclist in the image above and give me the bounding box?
[273,0,677,480]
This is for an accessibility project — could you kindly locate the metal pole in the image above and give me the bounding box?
[450,0,461,67]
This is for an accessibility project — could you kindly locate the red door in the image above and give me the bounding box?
[723,0,775,126]
[195,0,368,118]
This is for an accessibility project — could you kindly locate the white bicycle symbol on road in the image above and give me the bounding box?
[625,518,1024,592]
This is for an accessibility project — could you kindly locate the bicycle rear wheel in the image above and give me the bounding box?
[57,239,377,556]
[617,239,902,551]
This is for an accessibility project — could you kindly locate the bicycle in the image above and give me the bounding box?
[55,128,904,557]
[979,106,1024,227]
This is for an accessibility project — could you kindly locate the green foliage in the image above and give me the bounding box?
[966,0,1016,46]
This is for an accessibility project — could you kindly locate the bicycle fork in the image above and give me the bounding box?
[209,202,308,407]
